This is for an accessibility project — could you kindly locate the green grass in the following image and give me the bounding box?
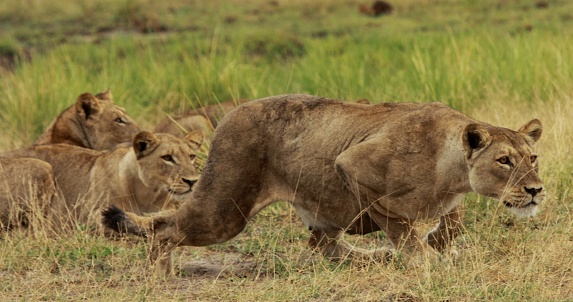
[2,26,571,144]
[1,0,573,300]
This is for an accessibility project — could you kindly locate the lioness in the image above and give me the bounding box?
[0,158,57,232]
[35,90,142,150]
[2,130,203,230]
[154,99,249,139]
[102,94,544,273]
[1,90,141,232]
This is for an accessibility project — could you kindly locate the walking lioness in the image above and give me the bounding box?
[103,94,544,273]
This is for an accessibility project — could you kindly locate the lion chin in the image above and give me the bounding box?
[168,188,193,202]
[503,199,539,218]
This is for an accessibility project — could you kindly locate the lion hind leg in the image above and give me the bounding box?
[309,229,392,264]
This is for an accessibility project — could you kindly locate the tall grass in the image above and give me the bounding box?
[1,28,572,144]
[1,0,572,300]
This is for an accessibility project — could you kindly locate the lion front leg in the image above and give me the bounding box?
[372,215,441,266]
[424,206,462,252]
[308,229,392,263]
[149,240,176,275]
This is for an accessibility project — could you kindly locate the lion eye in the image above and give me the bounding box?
[114,117,126,124]
[497,156,511,165]
[530,155,537,163]
[161,155,174,162]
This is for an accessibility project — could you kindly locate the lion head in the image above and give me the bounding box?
[35,90,142,150]
[131,131,204,204]
[464,119,544,217]
[76,90,142,150]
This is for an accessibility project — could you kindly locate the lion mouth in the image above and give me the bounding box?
[167,188,193,195]
[503,200,537,208]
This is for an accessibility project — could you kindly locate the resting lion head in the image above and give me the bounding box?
[464,119,544,217]
[35,90,142,150]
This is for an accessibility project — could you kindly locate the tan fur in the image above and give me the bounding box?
[0,158,57,232]
[35,90,142,150]
[102,94,544,273]
[154,99,248,140]
[155,98,370,139]
[3,131,203,231]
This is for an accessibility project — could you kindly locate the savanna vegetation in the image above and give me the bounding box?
[0,0,572,300]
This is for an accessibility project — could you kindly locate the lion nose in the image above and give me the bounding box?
[182,178,197,188]
[524,186,543,197]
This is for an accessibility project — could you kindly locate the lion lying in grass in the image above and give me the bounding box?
[35,89,141,150]
[154,99,248,141]
[0,89,142,232]
[155,99,370,140]
[102,94,544,273]
[0,158,56,232]
[2,131,203,232]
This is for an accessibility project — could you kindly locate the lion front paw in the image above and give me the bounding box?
[438,247,459,264]
[401,245,441,268]
[349,247,394,265]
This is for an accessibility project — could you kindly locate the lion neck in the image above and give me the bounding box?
[40,105,94,149]
[112,149,170,214]
[434,124,475,197]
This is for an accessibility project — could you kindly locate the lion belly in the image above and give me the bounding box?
[293,201,382,234]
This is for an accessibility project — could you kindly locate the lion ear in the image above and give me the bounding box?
[95,89,112,101]
[463,123,492,159]
[184,130,204,150]
[133,131,159,159]
[518,119,542,146]
[76,93,103,120]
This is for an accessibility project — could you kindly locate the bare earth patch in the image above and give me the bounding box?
[176,250,260,278]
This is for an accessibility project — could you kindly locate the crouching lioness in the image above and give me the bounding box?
[102,94,544,273]
[2,131,203,230]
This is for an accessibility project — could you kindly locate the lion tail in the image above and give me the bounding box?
[101,205,149,238]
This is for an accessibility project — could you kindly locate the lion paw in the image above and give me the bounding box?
[403,247,441,267]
